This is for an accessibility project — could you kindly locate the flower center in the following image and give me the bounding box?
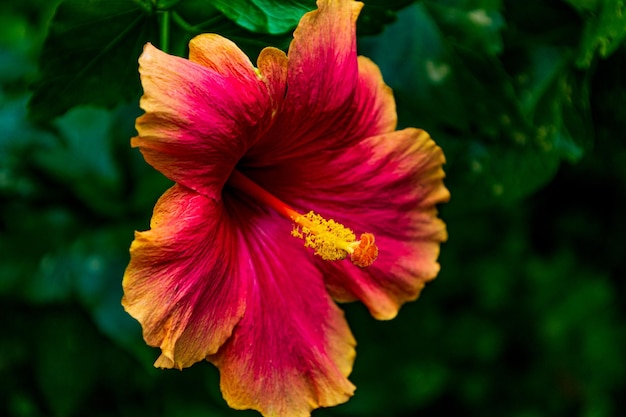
[228,170,378,267]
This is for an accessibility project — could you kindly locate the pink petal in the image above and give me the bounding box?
[318,129,449,319]
[207,215,357,416]
[285,0,362,113]
[124,183,357,414]
[244,0,396,166]
[253,128,449,320]
[256,47,289,115]
[122,185,248,368]
[132,37,274,200]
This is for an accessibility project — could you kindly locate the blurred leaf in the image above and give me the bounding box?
[28,0,157,122]
[21,225,155,365]
[0,0,57,67]
[443,140,561,210]
[0,48,35,86]
[0,94,55,197]
[23,227,126,303]
[514,47,593,161]
[0,204,78,301]
[33,106,125,217]
[423,0,505,56]
[573,0,626,67]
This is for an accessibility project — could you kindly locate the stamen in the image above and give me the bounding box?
[228,170,378,267]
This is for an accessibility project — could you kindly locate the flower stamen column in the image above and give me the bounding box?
[229,170,378,267]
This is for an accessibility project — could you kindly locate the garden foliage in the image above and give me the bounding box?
[1,0,625,416]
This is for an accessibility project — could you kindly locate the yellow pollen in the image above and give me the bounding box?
[290,211,378,267]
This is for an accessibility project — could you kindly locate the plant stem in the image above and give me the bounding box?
[159,10,170,53]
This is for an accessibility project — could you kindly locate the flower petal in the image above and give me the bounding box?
[286,0,362,112]
[256,47,289,117]
[319,129,449,319]
[124,183,357,415]
[207,208,356,417]
[122,185,248,369]
[244,0,396,166]
[253,128,449,319]
[132,38,273,200]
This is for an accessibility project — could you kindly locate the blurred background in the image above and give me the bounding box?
[1,0,624,416]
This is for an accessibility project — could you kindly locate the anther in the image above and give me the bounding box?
[347,233,378,268]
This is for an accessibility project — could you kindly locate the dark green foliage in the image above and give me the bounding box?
[2,0,625,416]
[569,0,626,67]
[28,0,158,122]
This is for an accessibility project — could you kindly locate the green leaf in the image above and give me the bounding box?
[504,46,593,162]
[442,139,561,210]
[20,225,155,365]
[33,106,126,217]
[0,206,78,300]
[204,0,315,34]
[423,0,505,56]
[28,0,157,122]
[172,1,293,59]
[575,0,626,67]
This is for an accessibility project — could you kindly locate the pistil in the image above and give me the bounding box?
[228,170,378,267]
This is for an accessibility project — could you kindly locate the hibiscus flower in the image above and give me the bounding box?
[122,0,449,416]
